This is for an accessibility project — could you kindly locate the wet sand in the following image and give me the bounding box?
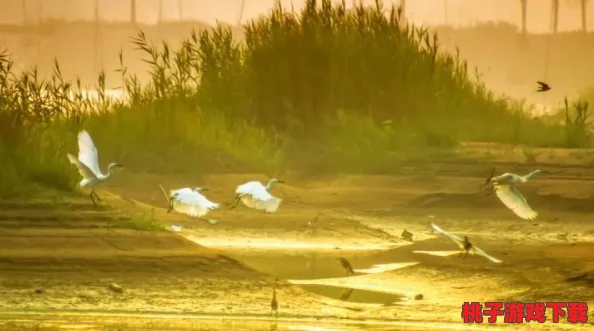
[0,312,520,331]
[2,160,594,330]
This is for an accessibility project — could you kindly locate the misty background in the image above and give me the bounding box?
[3,0,593,32]
[1,0,593,109]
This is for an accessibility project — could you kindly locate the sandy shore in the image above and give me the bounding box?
[1,161,594,330]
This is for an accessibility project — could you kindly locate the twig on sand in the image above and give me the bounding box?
[159,184,170,204]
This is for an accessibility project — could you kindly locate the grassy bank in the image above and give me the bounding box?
[0,0,589,199]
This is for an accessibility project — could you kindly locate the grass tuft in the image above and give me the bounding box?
[123,214,166,232]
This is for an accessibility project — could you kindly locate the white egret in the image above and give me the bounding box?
[230,178,284,213]
[168,187,219,220]
[67,130,124,207]
[484,168,543,220]
[430,223,502,264]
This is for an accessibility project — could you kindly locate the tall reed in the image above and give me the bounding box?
[0,0,585,198]
[193,0,567,163]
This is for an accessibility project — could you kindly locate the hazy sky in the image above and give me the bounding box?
[3,0,593,33]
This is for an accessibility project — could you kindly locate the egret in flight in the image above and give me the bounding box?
[67,130,124,207]
[484,168,543,220]
[167,187,219,220]
[430,223,502,263]
[230,178,284,213]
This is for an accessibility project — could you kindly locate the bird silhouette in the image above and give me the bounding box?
[430,223,502,263]
[401,229,413,241]
[460,236,473,259]
[336,257,355,275]
[482,167,496,196]
[536,81,551,92]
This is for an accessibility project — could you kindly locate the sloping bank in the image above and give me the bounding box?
[0,192,392,321]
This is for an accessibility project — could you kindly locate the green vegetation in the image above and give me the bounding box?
[0,0,590,199]
[561,96,591,148]
[123,214,166,232]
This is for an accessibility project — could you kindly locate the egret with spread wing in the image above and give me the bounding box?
[430,223,502,263]
[484,169,542,220]
[230,178,284,213]
[168,187,219,218]
[67,130,124,207]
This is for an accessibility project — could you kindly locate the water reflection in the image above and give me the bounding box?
[305,252,318,273]
[411,250,461,257]
[339,288,354,301]
[299,285,401,305]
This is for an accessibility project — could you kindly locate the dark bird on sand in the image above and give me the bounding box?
[336,257,355,275]
[536,81,551,92]
[401,229,413,241]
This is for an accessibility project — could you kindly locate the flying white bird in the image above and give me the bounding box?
[67,130,124,207]
[230,178,284,213]
[430,223,502,263]
[484,168,543,220]
[168,187,219,219]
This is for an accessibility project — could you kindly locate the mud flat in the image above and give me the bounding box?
[2,161,594,330]
[0,197,371,325]
[106,163,594,250]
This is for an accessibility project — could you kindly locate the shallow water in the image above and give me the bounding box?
[299,285,402,305]
[225,248,418,304]
[0,222,567,331]
[0,238,465,331]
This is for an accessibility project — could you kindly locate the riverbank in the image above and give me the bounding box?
[1,162,594,329]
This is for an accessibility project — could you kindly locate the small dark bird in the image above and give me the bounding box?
[431,223,502,263]
[167,195,176,213]
[460,236,473,259]
[401,229,413,241]
[483,167,496,196]
[336,257,355,275]
[270,285,278,318]
[536,81,551,92]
